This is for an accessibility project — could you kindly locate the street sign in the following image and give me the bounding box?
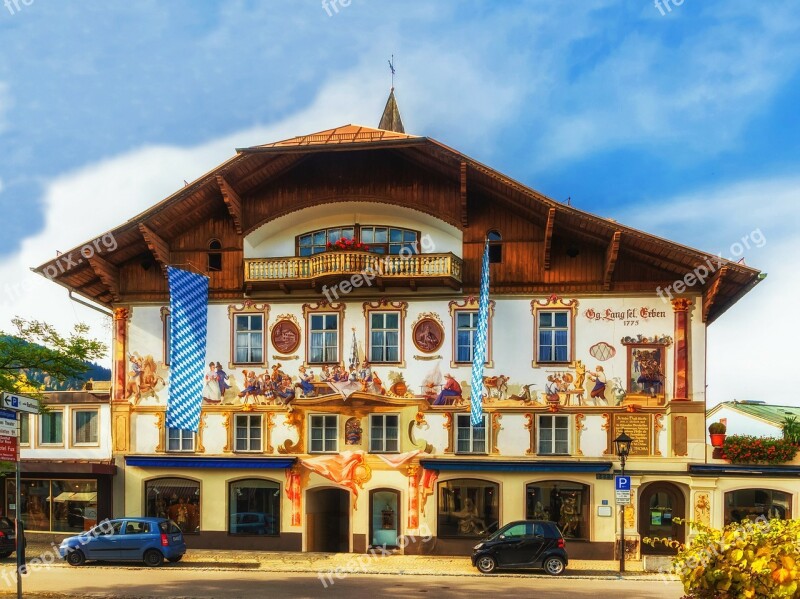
[1,393,39,414]
[615,476,631,491]
[0,435,16,461]
[615,490,631,505]
[0,409,17,421]
[0,418,17,432]
[0,424,17,438]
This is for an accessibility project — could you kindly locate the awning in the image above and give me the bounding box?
[125,456,297,469]
[420,459,613,473]
[689,464,800,477]
[71,492,98,502]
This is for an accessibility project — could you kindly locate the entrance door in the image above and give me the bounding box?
[639,482,685,555]
[306,488,350,553]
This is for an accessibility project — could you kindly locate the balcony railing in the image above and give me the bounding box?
[245,251,462,284]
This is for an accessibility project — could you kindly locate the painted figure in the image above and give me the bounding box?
[545,375,560,404]
[574,360,586,389]
[433,373,462,406]
[216,362,230,396]
[202,362,221,404]
[239,370,261,404]
[588,365,607,404]
[635,349,664,397]
[297,366,316,397]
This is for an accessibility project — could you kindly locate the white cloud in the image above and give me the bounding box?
[617,177,800,407]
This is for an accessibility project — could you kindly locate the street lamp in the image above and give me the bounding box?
[614,430,633,573]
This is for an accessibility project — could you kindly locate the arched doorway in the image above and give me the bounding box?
[638,482,685,555]
[306,487,350,552]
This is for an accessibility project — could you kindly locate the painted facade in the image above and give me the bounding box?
[32,114,784,562]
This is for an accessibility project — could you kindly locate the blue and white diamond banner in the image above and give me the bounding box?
[470,238,490,427]
[166,266,208,433]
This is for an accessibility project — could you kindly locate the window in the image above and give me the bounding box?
[229,479,280,536]
[309,314,339,364]
[235,414,263,452]
[526,481,589,539]
[167,427,195,452]
[724,489,792,525]
[455,414,487,454]
[370,414,399,453]
[455,311,478,363]
[369,312,400,363]
[123,520,150,535]
[73,410,99,445]
[234,313,264,364]
[19,414,30,446]
[360,226,418,255]
[487,230,502,263]
[437,478,499,538]
[538,415,570,455]
[208,239,222,272]
[40,411,63,445]
[145,477,200,533]
[6,478,98,533]
[537,311,570,362]
[310,415,338,453]
[298,227,355,256]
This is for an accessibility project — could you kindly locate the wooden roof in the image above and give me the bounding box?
[33,123,763,323]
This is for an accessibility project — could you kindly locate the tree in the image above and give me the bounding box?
[0,318,107,396]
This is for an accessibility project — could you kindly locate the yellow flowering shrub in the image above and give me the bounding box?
[644,518,800,598]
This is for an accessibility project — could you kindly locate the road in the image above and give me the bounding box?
[0,565,683,599]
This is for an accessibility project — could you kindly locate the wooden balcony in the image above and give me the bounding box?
[244,251,463,292]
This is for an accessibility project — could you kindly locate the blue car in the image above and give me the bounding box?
[59,517,186,567]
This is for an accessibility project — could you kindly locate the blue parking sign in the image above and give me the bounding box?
[615,476,631,491]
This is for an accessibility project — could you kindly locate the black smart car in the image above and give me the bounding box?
[471,520,567,575]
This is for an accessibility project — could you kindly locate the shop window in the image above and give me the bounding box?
[369,414,399,453]
[526,481,589,540]
[309,414,338,453]
[145,477,200,533]
[5,478,97,533]
[73,409,99,445]
[370,489,400,548]
[724,489,792,525]
[229,479,280,536]
[437,478,499,538]
[207,239,222,272]
[455,414,487,454]
[538,415,570,455]
[234,414,263,452]
[40,411,63,445]
[167,427,195,453]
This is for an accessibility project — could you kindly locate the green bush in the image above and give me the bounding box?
[645,518,800,598]
[709,422,727,434]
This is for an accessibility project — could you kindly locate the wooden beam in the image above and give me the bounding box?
[702,266,728,322]
[138,224,170,273]
[543,208,556,270]
[460,161,468,227]
[216,175,243,235]
[603,231,622,291]
[87,254,120,303]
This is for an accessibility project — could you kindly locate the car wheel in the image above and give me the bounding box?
[143,549,164,567]
[543,556,565,576]
[167,555,183,563]
[0,551,12,559]
[476,555,497,574]
[66,549,86,567]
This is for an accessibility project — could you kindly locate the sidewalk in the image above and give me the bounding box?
[19,541,678,580]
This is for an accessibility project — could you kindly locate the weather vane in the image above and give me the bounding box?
[388,54,396,90]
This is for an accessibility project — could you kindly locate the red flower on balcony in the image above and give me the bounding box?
[326,238,370,252]
[722,435,798,465]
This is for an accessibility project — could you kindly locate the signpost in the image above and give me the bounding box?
[615,475,631,505]
[0,393,36,599]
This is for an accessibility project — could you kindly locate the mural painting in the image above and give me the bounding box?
[127,352,169,404]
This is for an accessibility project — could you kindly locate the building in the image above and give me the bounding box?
[8,385,115,540]
[707,400,800,440]
[32,93,781,562]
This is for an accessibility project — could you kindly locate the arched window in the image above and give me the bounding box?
[145,477,200,533]
[526,481,589,539]
[207,239,222,272]
[229,479,280,536]
[437,478,499,538]
[487,230,502,263]
[724,489,791,525]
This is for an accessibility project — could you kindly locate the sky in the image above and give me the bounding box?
[0,0,798,406]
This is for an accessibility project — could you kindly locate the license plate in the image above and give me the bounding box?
[172,535,180,542]
[8,536,14,541]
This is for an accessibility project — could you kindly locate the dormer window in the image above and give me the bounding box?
[296,225,419,257]
[488,230,502,263]
[208,239,222,272]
